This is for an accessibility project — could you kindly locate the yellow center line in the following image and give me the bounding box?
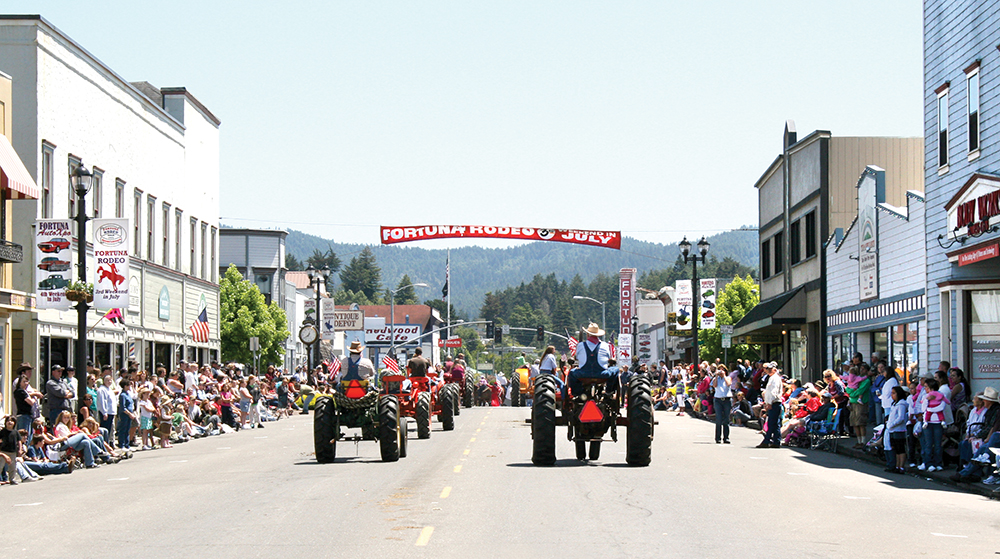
[415,526,434,546]
[454,465,462,473]
[463,449,470,455]
[470,437,476,442]
[440,486,451,499]
[476,428,481,433]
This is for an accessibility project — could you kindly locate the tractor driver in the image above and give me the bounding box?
[406,348,429,377]
[336,341,376,386]
[566,323,617,397]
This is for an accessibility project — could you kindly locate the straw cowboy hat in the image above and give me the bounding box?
[582,323,605,337]
[348,340,365,354]
[982,386,999,403]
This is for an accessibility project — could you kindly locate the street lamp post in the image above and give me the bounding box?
[572,295,606,334]
[72,163,93,389]
[389,282,428,359]
[679,236,710,365]
[306,264,330,371]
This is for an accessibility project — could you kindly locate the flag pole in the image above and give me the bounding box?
[446,248,451,359]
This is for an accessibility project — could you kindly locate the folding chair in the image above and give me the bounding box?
[809,408,841,452]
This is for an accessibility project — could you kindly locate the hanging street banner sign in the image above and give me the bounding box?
[35,219,73,310]
[636,333,654,366]
[320,298,336,340]
[700,278,717,330]
[380,225,622,249]
[617,333,633,364]
[303,299,316,324]
[675,280,692,331]
[92,218,129,310]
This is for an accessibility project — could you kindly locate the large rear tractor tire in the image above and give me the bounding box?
[313,396,337,463]
[450,384,461,416]
[626,380,653,467]
[398,417,409,458]
[440,385,456,431]
[511,383,521,407]
[532,381,557,466]
[379,395,400,462]
[463,383,473,408]
[416,391,432,439]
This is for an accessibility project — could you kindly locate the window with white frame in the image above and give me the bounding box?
[67,156,80,227]
[40,142,55,218]
[201,221,208,279]
[115,179,125,218]
[937,85,950,168]
[175,209,182,272]
[190,217,197,275]
[92,168,103,218]
[967,66,980,153]
[133,189,142,257]
[162,202,171,268]
[146,196,156,262]
[211,226,217,282]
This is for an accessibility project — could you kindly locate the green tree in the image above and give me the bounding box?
[285,253,303,271]
[480,292,503,323]
[220,265,290,365]
[394,274,419,305]
[339,247,381,300]
[306,245,342,292]
[698,274,760,363]
[424,299,461,322]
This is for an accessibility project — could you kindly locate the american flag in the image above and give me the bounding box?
[567,336,578,354]
[608,342,617,361]
[190,308,210,343]
[442,255,449,298]
[382,354,400,373]
[328,358,341,374]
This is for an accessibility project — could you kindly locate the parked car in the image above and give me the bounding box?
[37,256,71,272]
[38,275,69,290]
[37,238,70,253]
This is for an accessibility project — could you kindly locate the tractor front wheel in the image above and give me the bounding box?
[379,395,400,462]
[532,381,557,466]
[626,379,653,467]
[416,391,432,439]
[440,384,456,431]
[313,396,337,463]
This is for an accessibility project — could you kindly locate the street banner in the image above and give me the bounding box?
[619,268,636,335]
[700,278,717,329]
[380,225,621,249]
[617,334,632,364]
[675,280,692,331]
[320,298,336,340]
[93,218,129,309]
[303,299,316,324]
[637,333,653,365]
[35,219,73,310]
[858,167,881,301]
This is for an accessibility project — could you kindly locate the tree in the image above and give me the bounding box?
[480,292,503,323]
[306,245,342,292]
[220,265,290,366]
[285,253,303,271]
[339,247,381,300]
[698,274,760,363]
[394,274,419,305]
[424,299,461,322]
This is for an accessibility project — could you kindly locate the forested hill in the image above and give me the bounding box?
[285,229,758,317]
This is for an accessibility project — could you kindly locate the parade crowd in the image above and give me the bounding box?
[646,354,1000,486]
[2,360,312,486]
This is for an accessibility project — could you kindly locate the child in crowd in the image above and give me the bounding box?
[919,378,947,472]
[138,388,155,450]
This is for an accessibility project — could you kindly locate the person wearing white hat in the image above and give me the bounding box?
[336,341,376,384]
[951,386,1000,483]
[567,323,614,396]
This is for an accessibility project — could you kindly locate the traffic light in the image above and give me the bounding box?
[494,323,502,343]
[486,321,495,339]
[536,325,545,341]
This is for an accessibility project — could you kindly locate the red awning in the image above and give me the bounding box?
[0,135,39,200]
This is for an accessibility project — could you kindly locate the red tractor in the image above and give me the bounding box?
[381,372,458,438]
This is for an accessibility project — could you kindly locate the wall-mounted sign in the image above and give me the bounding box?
[747,334,781,345]
[93,218,129,310]
[958,243,999,266]
[365,324,422,345]
[948,174,1000,238]
[158,285,170,321]
[332,310,364,331]
[34,219,73,309]
[858,166,882,301]
[619,268,636,336]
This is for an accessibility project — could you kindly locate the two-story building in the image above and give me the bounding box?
[0,69,40,414]
[924,2,1000,394]
[0,15,221,383]
[734,122,921,381]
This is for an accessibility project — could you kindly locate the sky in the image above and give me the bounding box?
[5,1,924,249]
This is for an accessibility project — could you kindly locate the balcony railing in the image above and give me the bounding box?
[0,239,23,264]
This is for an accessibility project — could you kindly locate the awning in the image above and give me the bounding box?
[0,135,39,200]
[733,286,806,338]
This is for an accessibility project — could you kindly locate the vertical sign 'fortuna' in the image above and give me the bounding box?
[619,268,637,363]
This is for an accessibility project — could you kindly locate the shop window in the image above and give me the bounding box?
[761,239,771,279]
[773,231,784,274]
[805,211,817,258]
[970,290,1000,394]
[790,219,801,265]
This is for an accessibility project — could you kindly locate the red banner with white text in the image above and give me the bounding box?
[380,225,621,249]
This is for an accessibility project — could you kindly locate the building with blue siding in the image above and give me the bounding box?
[924,1,1000,395]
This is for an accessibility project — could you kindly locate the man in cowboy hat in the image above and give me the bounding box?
[566,323,616,396]
[952,386,1000,483]
[336,340,376,384]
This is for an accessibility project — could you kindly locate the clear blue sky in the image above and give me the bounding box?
[6,1,923,248]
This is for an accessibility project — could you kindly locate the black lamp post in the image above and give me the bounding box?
[72,162,93,389]
[306,264,331,371]
[679,236,710,365]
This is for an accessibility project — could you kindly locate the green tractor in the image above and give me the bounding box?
[313,379,408,463]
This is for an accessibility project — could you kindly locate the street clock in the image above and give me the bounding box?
[299,325,319,345]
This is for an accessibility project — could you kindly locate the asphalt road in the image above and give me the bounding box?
[3,406,999,559]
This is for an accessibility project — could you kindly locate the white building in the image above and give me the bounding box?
[0,15,221,378]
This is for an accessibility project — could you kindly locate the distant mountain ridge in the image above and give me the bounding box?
[285,229,758,316]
